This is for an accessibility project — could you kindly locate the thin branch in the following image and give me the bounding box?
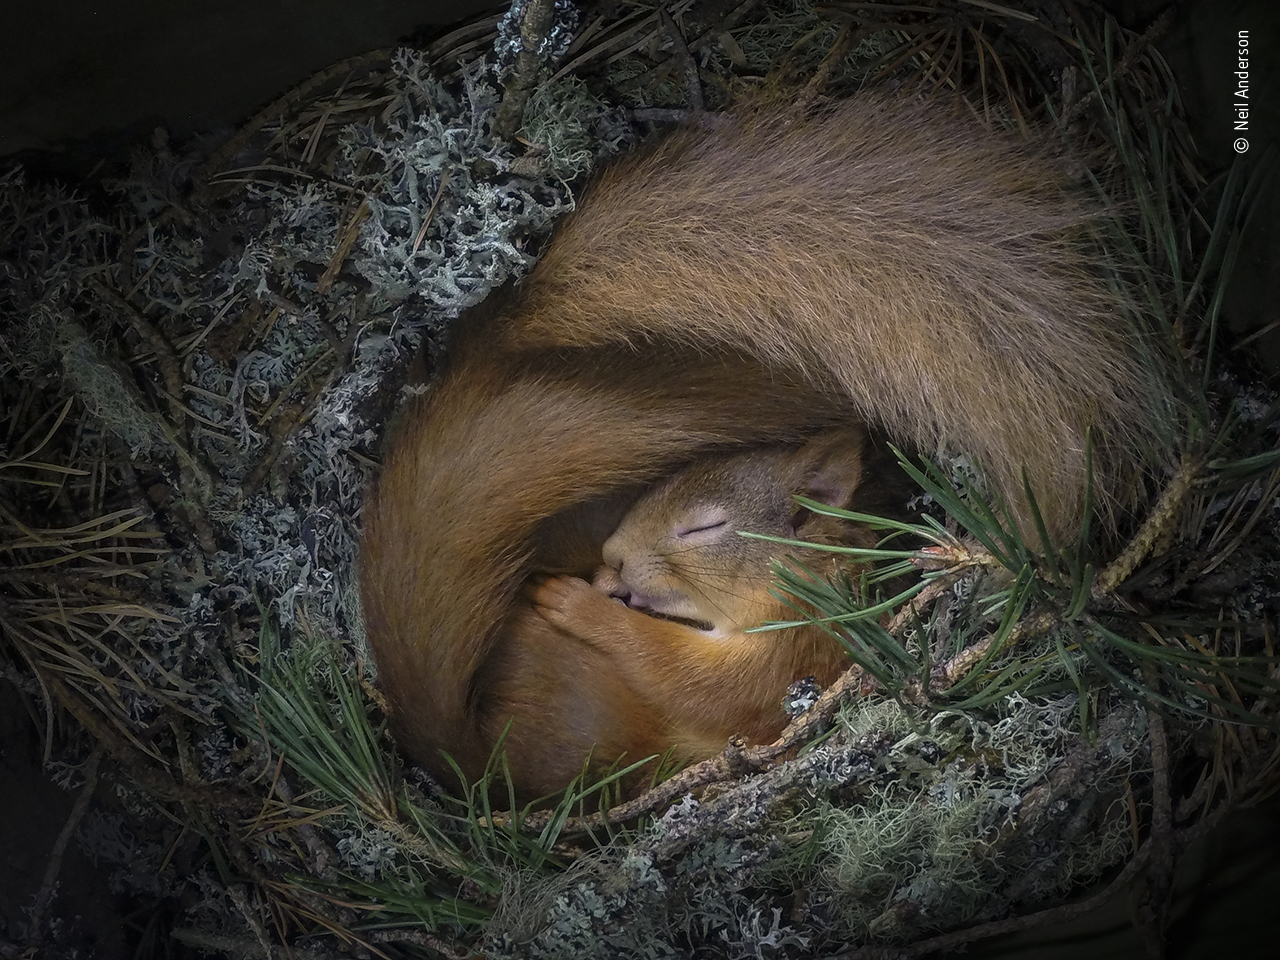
[1094,454,1200,597]
[659,8,705,111]
[27,746,103,945]
[85,277,219,552]
[496,0,560,140]
[1132,700,1174,959]
[835,838,1154,958]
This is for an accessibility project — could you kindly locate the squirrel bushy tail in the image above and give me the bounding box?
[508,95,1178,539]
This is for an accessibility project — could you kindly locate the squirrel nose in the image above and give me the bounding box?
[605,569,637,608]
[592,561,645,608]
[600,533,621,570]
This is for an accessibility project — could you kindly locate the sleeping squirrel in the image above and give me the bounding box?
[358,94,1177,802]
[530,427,906,766]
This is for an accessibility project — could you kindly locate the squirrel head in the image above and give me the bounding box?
[595,428,868,635]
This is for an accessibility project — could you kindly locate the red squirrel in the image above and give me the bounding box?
[359,94,1175,801]
[531,428,893,762]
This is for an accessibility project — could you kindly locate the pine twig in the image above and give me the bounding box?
[26,746,104,947]
[496,0,559,140]
[1093,454,1200,598]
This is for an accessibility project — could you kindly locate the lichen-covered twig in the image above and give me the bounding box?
[86,276,219,552]
[495,0,560,140]
[239,300,363,500]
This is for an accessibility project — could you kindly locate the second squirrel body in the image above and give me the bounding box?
[359,94,1175,801]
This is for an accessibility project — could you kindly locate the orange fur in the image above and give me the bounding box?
[360,336,849,798]
[359,94,1176,802]
[531,430,883,755]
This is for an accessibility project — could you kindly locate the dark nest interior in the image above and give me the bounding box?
[1,1,1277,958]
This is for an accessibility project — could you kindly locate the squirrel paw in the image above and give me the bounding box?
[531,575,615,635]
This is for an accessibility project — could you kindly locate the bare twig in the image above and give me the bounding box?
[411,170,452,257]
[627,107,695,124]
[659,8,705,111]
[1132,701,1174,959]
[194,50,395,190]
[835,838,1154,958]
[169,928,345,960]
[26,746,104,945]
[801,19,867,101]
[900,610,1060,704]
[610,0,762,96]
[317,199,371,295]
[364,927,469,960]
[1059,6,1173,128]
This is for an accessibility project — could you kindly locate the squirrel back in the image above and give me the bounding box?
[359,95,1177,800]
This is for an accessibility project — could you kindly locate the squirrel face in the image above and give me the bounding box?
[595,428,868,635]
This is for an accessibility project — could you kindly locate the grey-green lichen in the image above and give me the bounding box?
[480,693,1149,957]
[0,37,620,940]
[2,2,1269,956]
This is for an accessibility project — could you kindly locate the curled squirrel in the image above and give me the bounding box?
[531,427,904,761]
[359,94,1175,801]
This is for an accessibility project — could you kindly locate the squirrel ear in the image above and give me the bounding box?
[786,429,866,538]
[797,428,866,509]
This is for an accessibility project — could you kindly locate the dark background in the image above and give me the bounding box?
[0,1,1276,957]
